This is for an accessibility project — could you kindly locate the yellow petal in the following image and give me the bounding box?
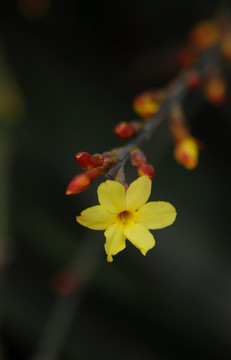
[104,224,126,262]
[98,180,126,213]
[123,223,155,256]
[125,176,151,211]
[136,201,177,229]
[77,205,115,230]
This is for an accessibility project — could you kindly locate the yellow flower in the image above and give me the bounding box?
[77,176,177,262]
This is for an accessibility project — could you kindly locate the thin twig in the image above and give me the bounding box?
[106,45,221,179]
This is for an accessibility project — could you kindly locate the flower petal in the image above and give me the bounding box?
[104,224,126,262]
[124,223,155,256]
[125,176,151,210]
[98,180,126,213]
[136,201,177,229]
[77,205,115,230]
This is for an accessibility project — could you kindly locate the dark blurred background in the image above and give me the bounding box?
[1,0,231,359]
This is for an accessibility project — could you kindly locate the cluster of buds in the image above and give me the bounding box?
[130,147,155,179]
[183,67,227,106]
[184,68,227,106]
[113,90,166,141]
[177,20,221,69]
[66,151,119,195]
[169,105,199,170]
[176,17,228,106]
[114,121,143,139]
[66,15,231,197]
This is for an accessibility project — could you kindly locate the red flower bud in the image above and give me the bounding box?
[130,147,147,166]
[130,121,143,134]
[188,20,221,52]
[176,48,196,68]
[114,122,134,139]
[99,151,118,170]
[138,163,155,179]
[185,71,202,89]
[66,167,102,195]
[76,152,103,170]
[204,76,227,106]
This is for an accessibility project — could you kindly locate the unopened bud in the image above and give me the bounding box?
[133,91,163,120]
[130,121,143,134]
[138,163,155,179]
[76,152,103,170]
[130,147,146,166]
[188,20,220,52]
[66,167,102,195]
[114,122,133,139]
[185,71,202,89]
[174,136,199,170]
[176,48,196,68]
[204,76,227,106]
[100,151,118,170]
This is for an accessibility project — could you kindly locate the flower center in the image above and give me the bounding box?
[117,210,134,224]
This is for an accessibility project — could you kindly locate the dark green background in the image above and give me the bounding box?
[1,1,231,359]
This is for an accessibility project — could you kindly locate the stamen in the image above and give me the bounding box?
[117,210,133,224]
